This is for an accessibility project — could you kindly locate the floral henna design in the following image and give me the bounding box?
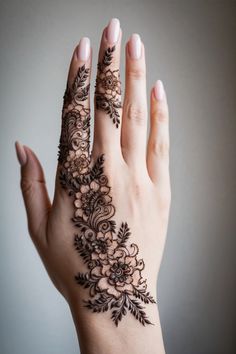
[95,46,122,128]
[58,64,156,326]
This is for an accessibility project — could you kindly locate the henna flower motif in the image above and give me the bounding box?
[74,181,112,221]
[64,150,89,176]
[91,247,145,298]
[82,230,119,262]
[97,69,121,99]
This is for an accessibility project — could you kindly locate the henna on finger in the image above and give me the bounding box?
[95,46,122,128]
[58,63,156,327]
[58,65,91,172]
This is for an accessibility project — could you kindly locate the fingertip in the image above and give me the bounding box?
[66,37,92,95]
[76,37,91,62]
[15,141,27,166]
[150,80,169,124]
[105,18,121,44]
[127,33,142,60]
[152,80,165,102]
[19,145,46,184]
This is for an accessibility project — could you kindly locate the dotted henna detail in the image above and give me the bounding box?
[95,46,122,128]
[58,61,156,326]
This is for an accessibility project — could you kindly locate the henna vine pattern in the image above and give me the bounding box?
[58,51,156,326]
[95,46,122,128]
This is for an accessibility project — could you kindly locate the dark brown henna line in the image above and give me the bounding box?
[58,64,156,327]
[95,46,122,128]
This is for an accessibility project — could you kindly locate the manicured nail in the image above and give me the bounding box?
[106,18,120,44]
[77,37,90,61]
[15,141,27,166]
[128,33,142,60]
[154,80,165,101]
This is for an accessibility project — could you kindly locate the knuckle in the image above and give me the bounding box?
[21,178,33,195]
[126,103,146,125]
[151,140,170,158]
[155,105,168,122]
[127,67,145,80]
[124,182,145,216]
[132,182,145,199]
[130,175,148,200]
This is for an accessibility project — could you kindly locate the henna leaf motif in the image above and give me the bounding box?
[84,294,113,313]
[73,65,90,91]
[125,295,153,326]
[75,272,98,297]
[117,222,131,246]
[111,294,127,326]
[75,272,92,287]
[74,235,91,264]
[98,45,116,71]
[133,287,157,304]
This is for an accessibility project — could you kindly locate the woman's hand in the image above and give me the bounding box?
[16,18,170,354]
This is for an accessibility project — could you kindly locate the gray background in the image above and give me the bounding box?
[0,0,235,353]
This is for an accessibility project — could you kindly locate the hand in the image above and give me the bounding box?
[16,18,170,354]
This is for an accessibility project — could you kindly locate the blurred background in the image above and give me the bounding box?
[0,0,236,353]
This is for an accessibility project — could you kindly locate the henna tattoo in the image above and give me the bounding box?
[58,63,156,327]
[95,46,122,128]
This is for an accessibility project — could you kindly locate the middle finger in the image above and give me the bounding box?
[92,18,123,159]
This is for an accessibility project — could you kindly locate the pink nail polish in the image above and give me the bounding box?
[77,37,90,61]
[106,18,120,44]
[15,141,27,166]
[154,80,165,101]
[128,33,142,60]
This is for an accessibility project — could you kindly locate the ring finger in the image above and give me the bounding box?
[121,34,148,174]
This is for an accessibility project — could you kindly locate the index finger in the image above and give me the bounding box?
[58,37,92,177]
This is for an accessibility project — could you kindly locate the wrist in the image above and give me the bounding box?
[69,296,165,354]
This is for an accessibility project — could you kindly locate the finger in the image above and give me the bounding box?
[15,142,51,243]
[93,18,122,157]
[147,80,170,188]
[121,34,148,172]
[58,37,92,175]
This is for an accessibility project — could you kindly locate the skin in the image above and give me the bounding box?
[16,18,170,354]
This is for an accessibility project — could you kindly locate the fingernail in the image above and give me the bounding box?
[15,141,27,166]
[128,33,142,60]
[154,80,165,101]
[77,37,90,61]
[106,18,120,44]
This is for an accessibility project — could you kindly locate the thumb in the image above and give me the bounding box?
[15,141,51,241]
